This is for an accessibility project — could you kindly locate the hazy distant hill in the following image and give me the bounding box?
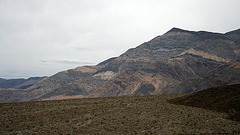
[0,77,46,89]
[1,27,240,102]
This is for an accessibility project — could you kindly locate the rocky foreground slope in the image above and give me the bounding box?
[1,28,240,102]
[169,83,240,121]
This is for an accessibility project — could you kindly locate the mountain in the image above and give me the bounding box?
[88,28,240,97]
[0,77,46,89]
[1,27,240,102]
[169,83,240,121]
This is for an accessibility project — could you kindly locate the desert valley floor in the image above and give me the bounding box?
[1,94,239,134]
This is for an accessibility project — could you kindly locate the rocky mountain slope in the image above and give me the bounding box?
[225,28,240,46]
[165,60,240,94]
[1,27,240,102]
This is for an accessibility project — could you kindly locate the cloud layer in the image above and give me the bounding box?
[0,0,240,78]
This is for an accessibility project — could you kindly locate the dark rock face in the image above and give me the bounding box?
[134,84,155,95]
[1,27,240,102]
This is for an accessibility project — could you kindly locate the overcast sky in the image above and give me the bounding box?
[0,0,240,79]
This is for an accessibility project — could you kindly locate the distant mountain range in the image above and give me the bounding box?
[0,77,46,89]
[1,27,240,102]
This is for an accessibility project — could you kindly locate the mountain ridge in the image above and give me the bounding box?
[1,27,240,102]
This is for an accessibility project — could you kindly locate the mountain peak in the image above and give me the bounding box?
[167,27,191,33]
[166,27,229,41]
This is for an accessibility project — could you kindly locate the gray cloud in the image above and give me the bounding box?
[0,0,240,78]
